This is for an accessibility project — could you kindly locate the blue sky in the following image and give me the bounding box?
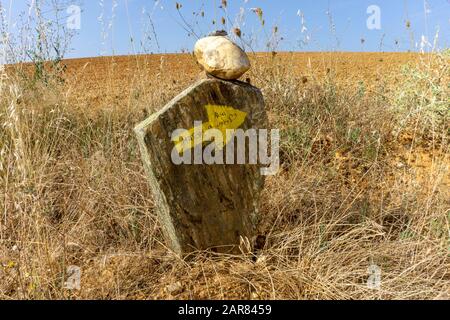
[2,0,449,58]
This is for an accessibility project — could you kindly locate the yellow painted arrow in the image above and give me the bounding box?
[173,104,247,154]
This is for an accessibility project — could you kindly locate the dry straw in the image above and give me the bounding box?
[0,0,448,300]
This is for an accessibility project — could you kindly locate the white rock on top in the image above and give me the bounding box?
[194,35,251,80]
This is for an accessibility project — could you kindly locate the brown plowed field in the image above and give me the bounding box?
[2,51,448,300]
[58,52,420,108]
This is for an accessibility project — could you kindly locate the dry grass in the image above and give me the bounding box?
[0,51,449,300]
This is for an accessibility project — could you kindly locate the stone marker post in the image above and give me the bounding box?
[135,32,269,255]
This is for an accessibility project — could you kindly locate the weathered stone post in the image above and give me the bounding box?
[135,32,268,254]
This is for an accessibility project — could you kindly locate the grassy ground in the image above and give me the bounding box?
[0,52,448,299]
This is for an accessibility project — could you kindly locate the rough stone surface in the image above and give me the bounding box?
[208,30,228,37]
[194,36,250,80]
[135,78,267,255]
